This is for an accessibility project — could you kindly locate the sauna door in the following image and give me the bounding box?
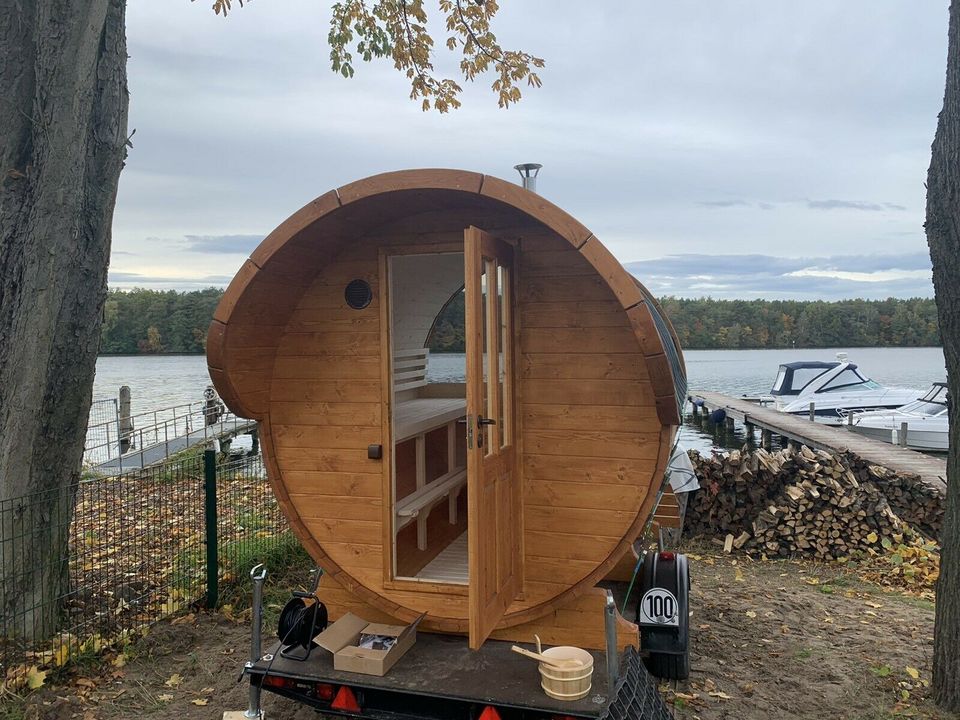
[464,226,521,649]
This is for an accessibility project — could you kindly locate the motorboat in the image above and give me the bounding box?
[764,353,919,424]
[847,382,949,452]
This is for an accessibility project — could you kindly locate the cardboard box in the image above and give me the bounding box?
[315,612,425,677]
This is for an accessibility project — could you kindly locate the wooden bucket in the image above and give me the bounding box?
[538,646,594,701]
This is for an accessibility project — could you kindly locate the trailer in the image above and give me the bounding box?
[225,564,685,720]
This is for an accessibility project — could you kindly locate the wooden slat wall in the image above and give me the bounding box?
[266,211,660,626]
[269,237,388,584]
[514,235,657,611]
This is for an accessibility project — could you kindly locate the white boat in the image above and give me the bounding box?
[766,353,919,424]
[847,382,949,452]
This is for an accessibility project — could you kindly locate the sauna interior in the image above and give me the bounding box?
[388,251,470,584]
[207,169,686,649]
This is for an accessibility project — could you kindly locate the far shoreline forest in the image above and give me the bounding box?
[99,288,941,355]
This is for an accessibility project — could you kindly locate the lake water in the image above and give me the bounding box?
[94,347,946,452]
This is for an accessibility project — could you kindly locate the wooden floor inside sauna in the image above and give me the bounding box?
[414,532,468,584]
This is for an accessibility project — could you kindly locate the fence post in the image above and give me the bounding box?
[204,449,219,608]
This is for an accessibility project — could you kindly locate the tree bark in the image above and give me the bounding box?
[929,0,960,710]
[0,0,128,640]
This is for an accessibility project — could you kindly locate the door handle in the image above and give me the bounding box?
[476,416,496,449]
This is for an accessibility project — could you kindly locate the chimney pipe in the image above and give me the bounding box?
[514,163,542,193]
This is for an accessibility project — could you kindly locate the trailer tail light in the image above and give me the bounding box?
[262,675,296,690]
[478,706,502,720]
[659,551,675,562]
[331,685,362,713]
[315,683,335,701]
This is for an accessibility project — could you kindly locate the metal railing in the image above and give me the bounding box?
[83,399,254,474]
[0,450,290,689]
[83,398,121,466]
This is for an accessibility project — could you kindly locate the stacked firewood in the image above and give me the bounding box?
[842,452,944,539]
[684,445,938,560]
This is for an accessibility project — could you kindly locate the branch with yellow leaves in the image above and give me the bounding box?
[199,0,543,112]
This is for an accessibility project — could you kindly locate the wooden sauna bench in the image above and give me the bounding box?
[392,349,467,555]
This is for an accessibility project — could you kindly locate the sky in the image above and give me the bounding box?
[113,1,950,300]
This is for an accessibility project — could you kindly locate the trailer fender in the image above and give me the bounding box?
[636,551,691,680]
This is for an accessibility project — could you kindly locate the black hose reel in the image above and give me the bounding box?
[277,568,328,661]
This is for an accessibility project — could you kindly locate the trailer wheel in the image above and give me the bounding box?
[636,551,691,680]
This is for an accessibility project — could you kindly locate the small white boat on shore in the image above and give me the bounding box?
[847,382,949,452]
[762,353,919,424]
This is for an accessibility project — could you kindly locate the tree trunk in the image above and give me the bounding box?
[0,0,128,641]
[928,0,960,709]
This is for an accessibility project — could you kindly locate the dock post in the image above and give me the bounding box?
[809,402,816,421]
[899,422,909,448]
[691,400,699,421]
[745,422,755,447]
[118,385,133,454]
[761,428,772,450]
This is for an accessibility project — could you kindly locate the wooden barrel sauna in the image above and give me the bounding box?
[207,169,686,649]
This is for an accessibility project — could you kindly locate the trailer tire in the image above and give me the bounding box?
[643,647,690,680]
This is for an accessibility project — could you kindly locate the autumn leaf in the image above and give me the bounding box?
[191,698,209,706]
[906,666,920,679]
[165,673,183,688]
[745,610,757,618]
[27,666,46,689]
[866,531,879,544]
[157,693,174,702]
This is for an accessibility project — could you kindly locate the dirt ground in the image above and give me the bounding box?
[669,541,944,720]
[4,546,947,720]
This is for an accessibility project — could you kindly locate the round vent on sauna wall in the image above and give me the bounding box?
[344,279,372,310]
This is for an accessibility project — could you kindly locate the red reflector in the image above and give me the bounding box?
[262,675,295,689]
[659,551,675,562]
[478,707,502,720]
[315,683,335,701]
[331,685,361,713]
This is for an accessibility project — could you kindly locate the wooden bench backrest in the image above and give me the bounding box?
[394,348,429,395]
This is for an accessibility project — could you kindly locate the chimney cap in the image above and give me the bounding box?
[514,163,543,177]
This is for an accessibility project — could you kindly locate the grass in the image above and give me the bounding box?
[0,701,26,720]
[217,531,314,624]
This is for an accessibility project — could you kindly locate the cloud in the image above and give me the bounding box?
[108,271,235,287]
[108,2,945,294]
[183,234,264,254]
[625,252,933,300]
[807,199,895,211]
[697,199,750,208]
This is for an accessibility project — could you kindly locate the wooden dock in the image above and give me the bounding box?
[689,391,947,493]
[89,418,256,475]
